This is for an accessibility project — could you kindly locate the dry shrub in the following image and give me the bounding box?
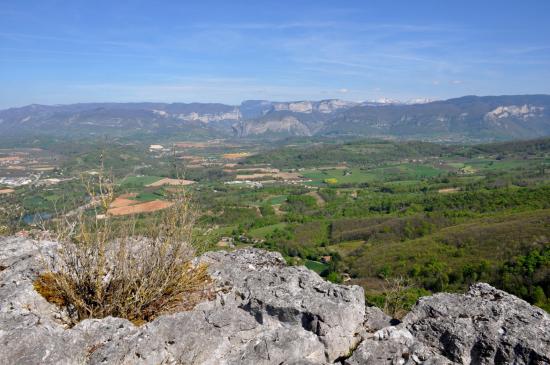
[35,169,210,325]
[382,276,413,319]
[0,202,23,235]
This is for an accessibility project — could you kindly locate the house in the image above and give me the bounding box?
[320,255,332,263]
[149,144,164,151]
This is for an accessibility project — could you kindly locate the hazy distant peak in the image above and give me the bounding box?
[1,95,550,141]
[405,98,437,105]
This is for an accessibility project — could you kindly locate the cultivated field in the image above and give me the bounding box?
[146,178,195,187]
[107,199,173,216]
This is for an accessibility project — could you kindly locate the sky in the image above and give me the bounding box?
[1,0,550,108]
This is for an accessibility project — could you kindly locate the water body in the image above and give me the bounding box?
[23,212,53,225]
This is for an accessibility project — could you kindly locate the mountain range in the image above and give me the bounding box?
[1,95,549,141]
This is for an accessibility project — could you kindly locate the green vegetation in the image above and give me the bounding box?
[304,260,329,274]
[267,195,287,204]
[4,135,550,316]
[497,247,550,312]
[120,176,164,188]
[249,222,288,239]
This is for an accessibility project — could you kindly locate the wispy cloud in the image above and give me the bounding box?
[0,31,153,49]
[62,76,374,105]
[1,3,549,107]
[189,20,340,31]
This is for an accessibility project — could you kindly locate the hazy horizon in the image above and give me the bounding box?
[5,93,550,111]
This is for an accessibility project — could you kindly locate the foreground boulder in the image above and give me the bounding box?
[404,283,550,364]
[1,236,549,364]
[345,284,550,365]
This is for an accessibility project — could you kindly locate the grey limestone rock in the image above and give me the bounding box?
[403,283,550,364]
[1,236,549,365]
[0,237,363,364]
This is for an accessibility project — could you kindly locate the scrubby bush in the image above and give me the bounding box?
[366,277,430,319]
[34,171,210,325]
[326,271,342,283]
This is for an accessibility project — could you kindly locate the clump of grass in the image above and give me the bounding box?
[34,168,210,325]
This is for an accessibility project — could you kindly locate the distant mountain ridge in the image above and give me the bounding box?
[1,95,550,141]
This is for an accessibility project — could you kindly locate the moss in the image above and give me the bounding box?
[33,272,67,307]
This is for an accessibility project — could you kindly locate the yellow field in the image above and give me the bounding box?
[223,152,250,159]
[438,187,460,194]
[107,200,174,216]
[145,178,195,187]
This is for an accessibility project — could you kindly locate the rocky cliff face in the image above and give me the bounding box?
[232,116,313,137]
[1,236,549,365]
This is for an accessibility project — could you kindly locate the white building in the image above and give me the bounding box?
[149,144,164,151]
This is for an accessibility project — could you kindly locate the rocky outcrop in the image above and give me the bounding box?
[404,283,550,364]
[346,283,550,364]
[232,116,313,137]
[1,236,549,364]
[484,105,545,123]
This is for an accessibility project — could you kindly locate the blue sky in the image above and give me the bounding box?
[1,0,549,108]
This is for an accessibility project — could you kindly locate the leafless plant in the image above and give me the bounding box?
[382,276,412,319]
[34,166,210,325]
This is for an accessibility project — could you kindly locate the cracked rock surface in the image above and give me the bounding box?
[1,236,549,364]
